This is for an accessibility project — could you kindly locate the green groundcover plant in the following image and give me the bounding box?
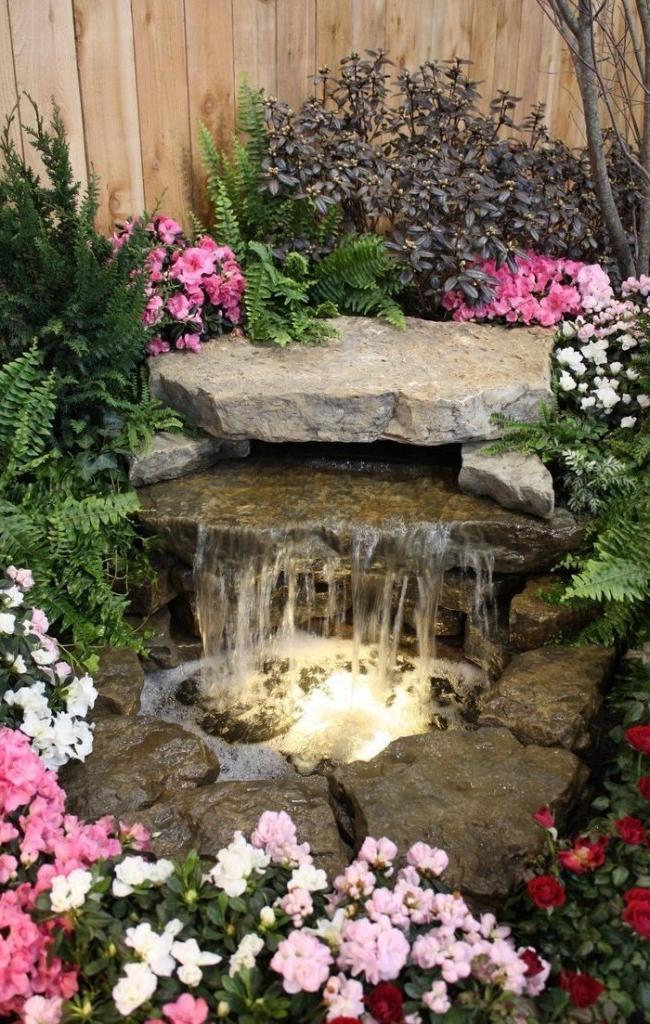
[0,103,179,654]
[198,82,405,345]
[506,660,650,1022]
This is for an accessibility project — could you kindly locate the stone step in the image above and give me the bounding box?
[148,316,554,447]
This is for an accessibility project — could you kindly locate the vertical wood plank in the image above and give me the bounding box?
[8,0,87,185]
[277,0,317,109]
[385,0,434,70]
[469,0,499,106]
[513,1,546,116]
[492,0,522,101]
[316,0,352,75]
[132,0,193,224]
[0,0,22,157]
[185,0,236,225]
[74,0,144,232]
[430,0,474,63]
[233,0,277,97]
[351,0,386,53]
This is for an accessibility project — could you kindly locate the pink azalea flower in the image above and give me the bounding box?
[155,216,183,245]
[162,994,208,1024]
[171,247,216,287]
[166,292,191,320]
[270,931,333,993]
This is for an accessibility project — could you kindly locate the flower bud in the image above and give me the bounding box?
[217,1001,230,1018]
[260,906,276,927]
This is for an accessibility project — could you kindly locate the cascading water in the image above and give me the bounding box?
[192,517,493,767]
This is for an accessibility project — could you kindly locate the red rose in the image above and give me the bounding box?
[615,816,647,845]
[558,835,608,873]
[624,899,650,939]
[625,725,650,755]
[560,970,605,1009]
[624,887,650,904]
[520,948,545,977]
[365,983,404,1024]
[527,875,566,909]
[638,776,650,800]
[533,805,555,830]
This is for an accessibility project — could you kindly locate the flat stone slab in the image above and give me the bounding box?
[478,645,615,751]
[148,317,554,446]
[129,431,249,487]
[331,727,586,904]
[459,442,555,519]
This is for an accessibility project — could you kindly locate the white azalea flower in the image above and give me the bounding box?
[0,613,16,635]
[558,370,577,392]
[4,586,24,608]
[228,933,264,977]
[65,674,97,716]
[113,856,173,897]
[621,416,637,428]
[638,394,650,408]
[172,937,221,986]
[125,919,183,977]
[49,869,93,912]
[209,832,270,898]
[580,396,596,409]
[112,962,157,1017]
[288,863,328,892]
[594,383,620,409]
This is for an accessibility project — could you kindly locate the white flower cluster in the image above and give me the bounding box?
[112,855,175,896]
[207,831,271,897]
[113,919,222,1015]
[0,567,96,768]
[554,278,649,428]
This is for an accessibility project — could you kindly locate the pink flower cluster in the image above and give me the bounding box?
[251,812,549,1011]
[0,728,148,1017]
[111,216,245,356]
[443,254,613,327]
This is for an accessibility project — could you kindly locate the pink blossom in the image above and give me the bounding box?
[175,333,202,353]
[6,567,34,591]
[334,861,376,900]
[143,294,164,326]
[0,855,17,884]
[358,836,398,870]
[271,930,333,994]
[323,973,365,1019]
[147,337,170,357]
[155,217,183,245]
[119,820,152,852]
[29,609,49,637]
[407,842,449,877]
[163,994,209,1024]
[171,247,216,286]
[280,887,314,926]
[23,995,63,1024]
[338,917,409,984]
[251,810,311,865]
[166,292,191,320]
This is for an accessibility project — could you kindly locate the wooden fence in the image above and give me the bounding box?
[0,0,585,232]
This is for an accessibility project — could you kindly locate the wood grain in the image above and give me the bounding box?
[9,0,86,184]
[2,0,597,226]
[74,0,144,231]
[132,0,193,224]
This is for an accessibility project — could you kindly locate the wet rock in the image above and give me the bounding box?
[403,603,465,638]
[149,318,553,446]
[440,571,519,614]
[132,606,180,670]
[62,715,219,820]
[331,728,586,904]
[169,592,201,639]
[122,776,348,878]
[138,459,584,575]
[174,633,204,663]
[126,553,180,616]
[509,576,597,649]
[94,646,144,716]
[459,443,555,519]
[464,613,511,680]
[478,645,616,751]
[129,431,250,487]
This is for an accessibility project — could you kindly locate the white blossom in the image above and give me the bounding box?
[288,863,328,892]
[49,869,93,913]
[558,370,577,392]
[229,933,264,977]
[171,938,221,986]
[208,832,270,898]
[0,613,16,635]
[112,962,158,1017]
[621,416,637,428]
[125,919,183,977]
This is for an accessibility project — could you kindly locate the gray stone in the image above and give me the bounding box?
[129,431,250,487]
[121,776,348,878]
[128,606,180,670]
[94,646,144,716]
[62,715,219,820]
[459,442,555,519]
[148,317,554,446]
[331,728,586,904]
[478,645,615,751]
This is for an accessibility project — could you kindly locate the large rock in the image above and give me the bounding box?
[148,317,554,446]
[138,459,584,575]
[478,645,615,751]
[509,575,597,649]
[121,776,348,878]
[62,716,219,820]
[129,431,249,487]
[94,646,144,716]
[459,443,555,518]
[331,728,586,904]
